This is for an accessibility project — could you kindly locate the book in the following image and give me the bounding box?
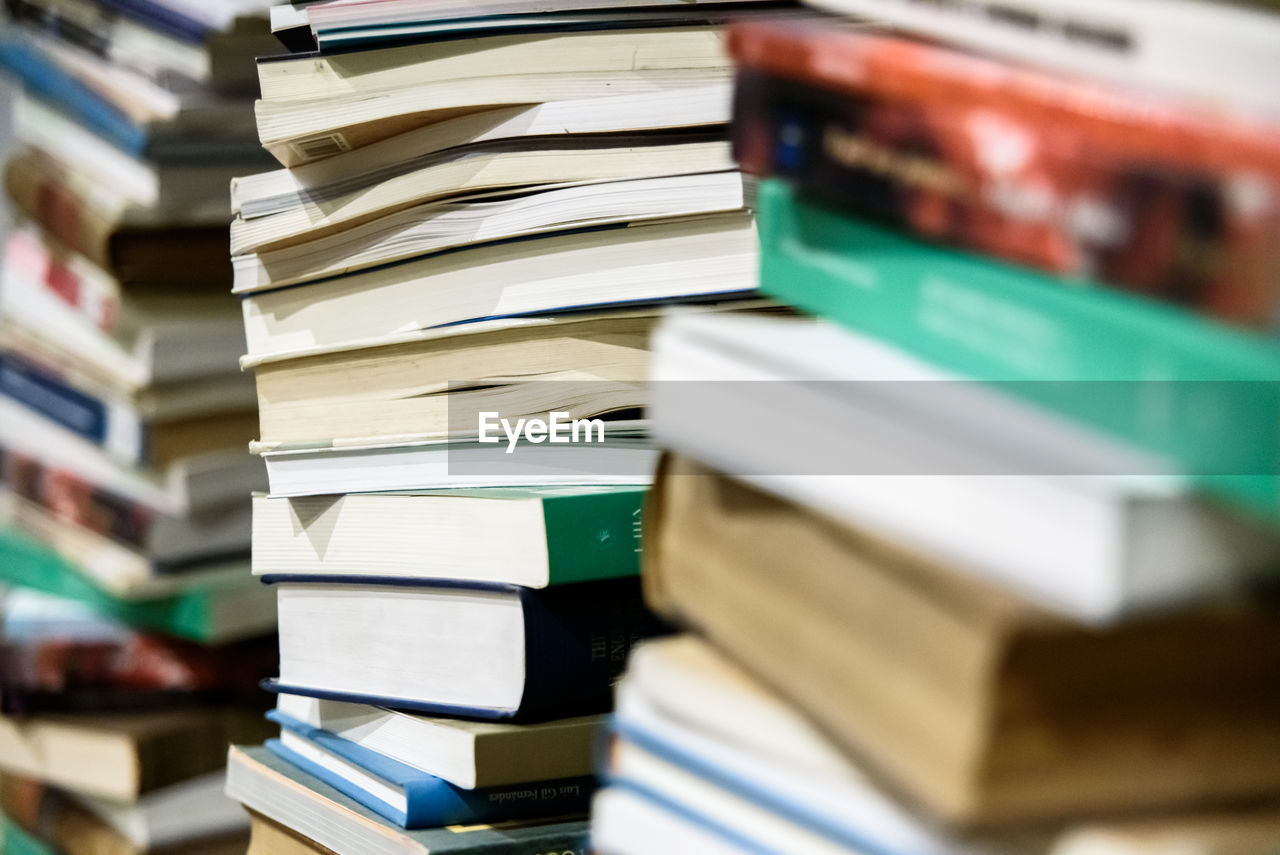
[797,0,1280,118]
[648,311,1280,623]
[0,813,55,855]
[0,707,272,801]
[272,693,601,790]
[2,449,251,566]
[1,772,249,854]
[0,527,275,643]
[245,309,660,446]
[265,718,595,829]
[226,744,592,855]
[268,577,664,720]
[230,133,733,257]
[252,485,643,586]
[255,428,657,497]
[0,343,257,468]
[232,171,748,292]
[1,227,247,387]
[729,21,1280,329]
[0,395,267,519]
[246,810,337,855]
[252,27,732,165]
[0,587,274,714]
[302,0,792,52]
[642,454,1280,825]
[3,148,233,285]
[240,213,756,361]
[756,178,1280,517]
[599,638,1280,855]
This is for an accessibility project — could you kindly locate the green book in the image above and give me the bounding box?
[0,529,274,644]
[252,485,645,586]
[758,179,1280,516]
[0,814,55,855]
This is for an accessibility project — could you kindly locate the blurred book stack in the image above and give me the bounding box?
[220,1,780,853]
[593,5,1280,855]
[0,0,282,852]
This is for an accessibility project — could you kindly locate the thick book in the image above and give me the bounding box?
[230,84,734,253]
[253,27,731,165]
[756,178,1280,517]
[729,22,1280,330]
[643,454,1280,825]
[245,810,335,855]
[649,312,1280,623]
[233,171,748,292]
[2,448,251,565]
[266,716,594,828]
[253,485,643,586]
[241,213,757,362]
[273,693,600,790]
[245,308,659,447]
[3,149,232,285]
[0,708,271,801]
[226,744,591,855]
[0,587,273,715]
[0,527,275,643]
[268,576,665,720]
[1,772,249,855]
[798,0,1280,118]
[1,227,247,387]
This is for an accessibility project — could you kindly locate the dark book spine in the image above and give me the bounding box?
[731,68,1280,331]
[518,578,669,720]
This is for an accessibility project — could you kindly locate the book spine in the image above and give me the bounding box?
[4,230,123,333]
[1,448,158,550]
[95,0,209,44]
[756,179,1280,515]
[519,578,669,720]
[0,38,148,156]
[3,152,118,271]
[732,68,1280,330]
[0,352,147,465]
[542,489,645,585]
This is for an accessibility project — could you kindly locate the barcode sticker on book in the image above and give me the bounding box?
[291,133,350,161]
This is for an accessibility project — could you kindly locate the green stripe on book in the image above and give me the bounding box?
[757,178,1280,515]
[542,487,646,585]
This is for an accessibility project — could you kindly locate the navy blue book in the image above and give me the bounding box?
[266,711,596,829]
[265,576,667,721]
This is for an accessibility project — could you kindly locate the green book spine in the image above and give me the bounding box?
[542,487,645,585]
[0,529,220,642]
[757,179,1280,515]
[0,815,56,855]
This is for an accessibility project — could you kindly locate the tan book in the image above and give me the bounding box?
[247,811,338,855]
[0,709,272,802]
[643,454,1280,827]
[0,774,247,855]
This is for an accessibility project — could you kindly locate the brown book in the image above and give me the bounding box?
[246,811,338,855]
[643,454,1280,827]
[0,708,272,801]
[3,149,231,287]
[0,776,247,855]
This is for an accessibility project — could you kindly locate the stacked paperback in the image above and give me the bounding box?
[0,0,280,851]
[593,5,1280,855]
[221,1,773,853]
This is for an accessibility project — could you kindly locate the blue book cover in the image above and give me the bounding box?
[262,576,667,721]
[267,711,596,829]
[0,37,149,156]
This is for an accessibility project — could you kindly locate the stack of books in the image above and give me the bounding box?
[221,1,775,853]
[593,6,1280,854]
[0,1,281,851]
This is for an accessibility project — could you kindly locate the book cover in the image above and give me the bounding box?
[730,22,1280,330]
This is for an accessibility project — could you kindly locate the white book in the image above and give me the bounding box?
[650,313,1280,623]
[77,771,247,850]
[240,213,756,362]
[803,0,1280,118]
